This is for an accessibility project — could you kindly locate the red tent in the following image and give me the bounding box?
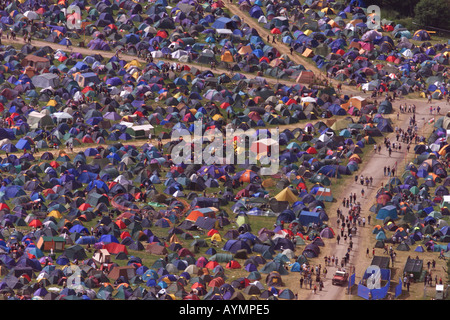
[207,229,219,237]
[178,248,194,257]
[271,28,281,34]
[78,203,91,211]
[156,30,168,38]
[219,102,230,109]
[120,231,131,239]
[103,242,128,255]
[29,219,42,227]
[49,161,60,168]
[225,260,241,269]
[82,136,94,143]
[205,261,219,269]
[115,219,127,229]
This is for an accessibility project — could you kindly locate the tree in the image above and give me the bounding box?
[414,0,450,30]
[365,0,419,17]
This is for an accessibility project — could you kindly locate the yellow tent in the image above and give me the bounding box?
[439,145,449,156]
[169,234,182,244]
[274,187,297,203]
[321,7,335,14]
[211,233,222,242]
[47,99,58,107]
[124,59,142,69]
[48,210,62,219]
[262,178,275,188]
[349,154,361,163]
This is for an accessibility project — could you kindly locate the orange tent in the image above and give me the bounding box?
[185,208,216,222]
[115,220,127,229]
[208,277,225,287]
[221,50,234,62]
[205,261,219,269]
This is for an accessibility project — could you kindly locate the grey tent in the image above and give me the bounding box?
[86,192,110,207]
[63,245,87,261]
[32,73,60,88]
[27,111,54,129]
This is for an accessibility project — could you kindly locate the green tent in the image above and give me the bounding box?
[236,214,249,227]
[209,253,233,263]
[63,244,87,261]
[309,173,331,186]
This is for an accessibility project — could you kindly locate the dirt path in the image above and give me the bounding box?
[218,1,443,301]
[222,1,360,94]
[308,97,435,300]
[3,37,303,87]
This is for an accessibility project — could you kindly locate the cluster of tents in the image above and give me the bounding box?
[0,95,390,300]
[240,0,449,99]
[0,0,446,301]
[370,112,450,257]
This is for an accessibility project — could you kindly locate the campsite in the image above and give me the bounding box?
[0,0,445,302]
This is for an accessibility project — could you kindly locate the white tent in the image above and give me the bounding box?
[27,111,54,129]
[114,175,132,185]
[362,82,377,91]
[52,112,73,123]
[258,15,268,24]
[151,50,164,58]
[0,138,12,147]
[216,28,233,35]
[171,50,188,59]
[301,96,317,103]
[402,49,413,58]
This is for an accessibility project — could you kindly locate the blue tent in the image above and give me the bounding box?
[77,171,98,183]
[2,185,26,198]
[298,211,322,225]
[290,262,302,272]
[211,17,235,30]
[376,205,398,220]
[15,138,31,150]
[75,236,97,245]
[99,234,119,244]
[249,5,264,18]
[87,180,109,192]
[223,239,252,253]
[69,224,89,234]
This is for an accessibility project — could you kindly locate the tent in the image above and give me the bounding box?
[274,188,297,204]
[376,205,398,220]
[27,111,54,129]
[75,72,100,87]
[298,211,322,225]
[32,73,60,88]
